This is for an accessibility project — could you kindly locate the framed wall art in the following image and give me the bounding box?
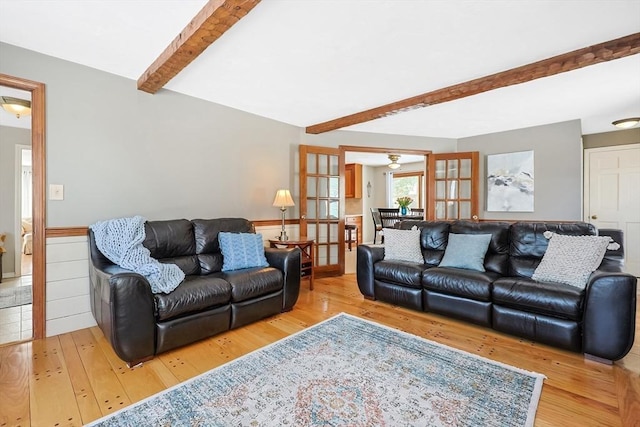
[486,151,534,212]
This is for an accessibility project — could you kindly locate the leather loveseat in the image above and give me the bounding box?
[89,218,301,366]
[357,220,637,363]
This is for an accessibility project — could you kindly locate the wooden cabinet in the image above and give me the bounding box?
[345,163,362,198]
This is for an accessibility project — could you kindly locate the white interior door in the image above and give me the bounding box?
[585,144,640,277]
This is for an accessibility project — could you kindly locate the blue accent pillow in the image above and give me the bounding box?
[438,233,492,271]
[219,232,269,272]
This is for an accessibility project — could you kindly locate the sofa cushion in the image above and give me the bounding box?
[438,233,492,271]
[144,219,200,275]
[397,221,450,265]
[532,233,610,288]
[493,277,584,321]
[383,227,423,263]
[422,267,499,301]
[450,221,510,275]
[154,276,231,321]
[219,232,269,271]
[192,218,256,274]
[221,267,284,302]
[374,260,429,289]
[508,222,596,278]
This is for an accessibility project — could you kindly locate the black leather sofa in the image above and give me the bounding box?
[357,220,637,363]
[88,218,301,366]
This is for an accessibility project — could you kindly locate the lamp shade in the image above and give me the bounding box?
[273,189,295,207]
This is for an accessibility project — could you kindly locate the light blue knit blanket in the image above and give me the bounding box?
[90,215,185,294]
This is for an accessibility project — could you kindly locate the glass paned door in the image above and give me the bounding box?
[428,152,479,220]
[300,145,343,276]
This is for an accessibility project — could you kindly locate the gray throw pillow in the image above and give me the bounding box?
[532,233,610,288]
[383,227,423,263]
[439,233,492,271]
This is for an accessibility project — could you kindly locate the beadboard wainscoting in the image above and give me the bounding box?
[45,235,95,336]
[42,224,300,337]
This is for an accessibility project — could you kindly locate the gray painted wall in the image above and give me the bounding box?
[583,128,640,149]
[458,120,583,221]
[0,125,31,274]
[0,42,591,230]
[0,42,301,226]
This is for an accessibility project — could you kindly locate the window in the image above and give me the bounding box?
[391,171,424,208]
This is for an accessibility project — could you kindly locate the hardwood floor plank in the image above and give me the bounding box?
[58,333,102,424]
[70,329,131,417]
[614,364,640,427]
[2,275,638,426]
[0,342,31,427]
[88,327,168,403]
[29,336,82,426]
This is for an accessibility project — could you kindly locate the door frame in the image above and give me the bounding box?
[0,73,46,339]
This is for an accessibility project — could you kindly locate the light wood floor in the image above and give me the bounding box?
[1,274,638,426]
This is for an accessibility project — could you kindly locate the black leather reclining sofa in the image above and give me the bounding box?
[89,218,301,366]
[357,220,637,363]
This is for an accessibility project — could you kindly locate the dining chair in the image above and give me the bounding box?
[378,208,402,229]
[370,208,384,244]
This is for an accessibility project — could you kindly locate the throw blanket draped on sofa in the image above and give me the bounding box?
[90,215,184,293]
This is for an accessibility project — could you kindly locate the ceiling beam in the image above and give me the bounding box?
[306,32,640,134]
[137,0,261,94]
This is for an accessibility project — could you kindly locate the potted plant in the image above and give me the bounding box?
[396,196,413,215]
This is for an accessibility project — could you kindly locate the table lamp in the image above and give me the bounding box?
[273,189,295,241]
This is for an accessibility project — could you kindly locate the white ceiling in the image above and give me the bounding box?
[0,0,639,139]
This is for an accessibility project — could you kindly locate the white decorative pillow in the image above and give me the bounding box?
[532,233,610,288]
[383,227,423,263]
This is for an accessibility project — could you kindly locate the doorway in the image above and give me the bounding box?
[584,144,640,277]
[340,146,431,274]
[0,96,33,344]
[0,73,46,341]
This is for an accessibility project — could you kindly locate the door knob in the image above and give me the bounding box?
[591,215,597,220]
[301,215,306,219]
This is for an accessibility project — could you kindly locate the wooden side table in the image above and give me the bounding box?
[269,239,314,290]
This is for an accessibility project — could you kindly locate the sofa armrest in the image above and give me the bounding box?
[582,270,637,361]
[265,247,301,311]
[357,244,385,299]
[89,230,156,365]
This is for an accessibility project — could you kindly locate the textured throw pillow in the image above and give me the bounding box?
[438,233,492,272]
[219,232,269,272]
[383,227,423,263]
[532,233,610,288]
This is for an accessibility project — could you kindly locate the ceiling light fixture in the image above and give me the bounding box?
[387,154,401,170]
[0,96,31,118]
[612,117,640,129]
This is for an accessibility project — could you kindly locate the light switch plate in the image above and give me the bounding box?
[49,184,64,200]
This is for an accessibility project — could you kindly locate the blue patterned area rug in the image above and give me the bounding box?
[88,313,545,427]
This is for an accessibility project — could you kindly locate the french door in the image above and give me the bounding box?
[427,152,479,220]
[299,145,343,276]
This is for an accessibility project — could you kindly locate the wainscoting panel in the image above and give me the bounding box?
[45,235,96,337]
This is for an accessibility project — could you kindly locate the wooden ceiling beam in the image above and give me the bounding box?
[137,0,260,94]
[306,32,640,134]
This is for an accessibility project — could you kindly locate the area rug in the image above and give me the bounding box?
[87,313,545,426]
[0,285,32,309]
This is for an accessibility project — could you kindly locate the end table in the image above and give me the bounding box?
[268,238,314,290]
